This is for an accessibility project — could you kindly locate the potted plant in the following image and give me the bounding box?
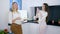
[0,29,8,34]
[4,29,8,34]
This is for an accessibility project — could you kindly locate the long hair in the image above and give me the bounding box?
[12,2,18,12]
[43,3,49,22]
[43,3,49,12]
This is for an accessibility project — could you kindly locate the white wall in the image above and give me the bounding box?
[22,0,60,19]
[22,0,60,9]
[0,0,9,29]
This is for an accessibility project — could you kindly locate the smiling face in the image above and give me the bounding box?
[12,2,18,11]
[42,3,48,12]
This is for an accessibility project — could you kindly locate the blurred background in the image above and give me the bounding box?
[0,0,60,34]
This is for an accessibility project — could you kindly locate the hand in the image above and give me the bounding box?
[24,19,27,21]
[36,8,40,13]
[22,19,27,22]
[12,17,21,23]
[34,16,37,20]
[15,17,21,20]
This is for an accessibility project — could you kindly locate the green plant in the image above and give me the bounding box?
[0,30,5,34]
[0,30,8,34]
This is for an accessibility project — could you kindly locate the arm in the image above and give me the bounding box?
[34,13,39,20]
[12,17,21,23]
[9,12,12,24]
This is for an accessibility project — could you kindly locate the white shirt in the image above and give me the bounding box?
[38,11,48,23]
[9,10,23,25]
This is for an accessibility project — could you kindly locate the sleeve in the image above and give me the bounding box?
[9,12,12,24]
[38,12,48,22]
[35,12,40,18]
[18,10,27,22]
[17,11,23,22]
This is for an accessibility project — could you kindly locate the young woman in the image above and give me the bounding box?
[34,3,49,34]
[9,2,25,34]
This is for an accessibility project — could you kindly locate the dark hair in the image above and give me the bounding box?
[43,3,49,12]
[43,3,49,22]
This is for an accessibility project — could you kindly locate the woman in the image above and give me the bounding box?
[34,3,49,34]
[9,2,25,34]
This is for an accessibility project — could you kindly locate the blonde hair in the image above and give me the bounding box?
[12,2,18,12]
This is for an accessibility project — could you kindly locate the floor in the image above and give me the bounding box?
[8,23,60,34]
